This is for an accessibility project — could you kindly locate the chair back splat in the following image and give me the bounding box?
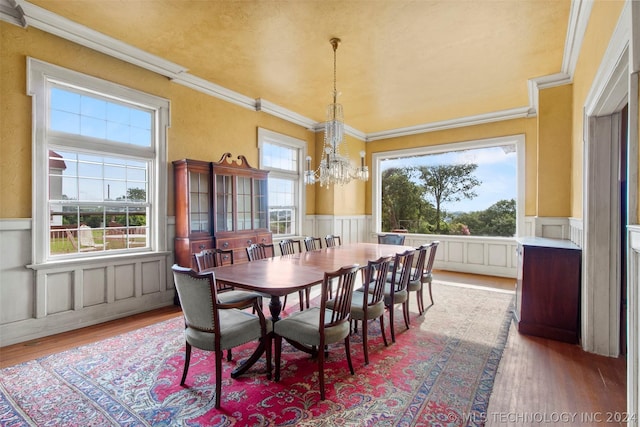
[279,239,302,255]
[194,248,234,272]
[325,234,341,247]
[304,236,323,251]
[246,243,275,261]
[377,234,406,245]
[386,249,415,343]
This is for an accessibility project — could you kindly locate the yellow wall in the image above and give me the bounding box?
[569,0,626,219]
[0,23,315,219]
[365,118,539,216]
[537,84,573,217]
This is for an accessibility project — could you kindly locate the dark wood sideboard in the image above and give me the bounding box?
[173,153,272,269]
[514,237,582,344]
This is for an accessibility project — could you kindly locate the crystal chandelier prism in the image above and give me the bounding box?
[305,38,369,188]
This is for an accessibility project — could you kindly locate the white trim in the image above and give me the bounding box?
[172,73,256,111]
[562,0,594,76]
[371,134,525,237]
[13,0,187,78]
[257,128,307,238]
[256,99,316,130]
[27,57,169,265]
[0,0,586,143]
[0,218,31,231]
[366,107,533,142]
[628,225,640,426]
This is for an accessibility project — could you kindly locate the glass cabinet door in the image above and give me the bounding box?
[215,175,233,232]
[253,178,268,229]
[188,171,209,233]
[237,176,252,231]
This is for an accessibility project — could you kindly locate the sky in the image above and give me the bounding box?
[381,145,517,213]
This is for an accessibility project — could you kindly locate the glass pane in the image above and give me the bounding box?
[262,142,298,172]
[49,86,153,147]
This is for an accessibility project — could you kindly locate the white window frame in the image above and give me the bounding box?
[372,134,526,237]
[27,57,169,264]
[257,128,306,237]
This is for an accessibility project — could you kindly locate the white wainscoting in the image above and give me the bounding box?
[0,218,175,347]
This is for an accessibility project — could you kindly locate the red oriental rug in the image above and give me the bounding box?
[0,283,513,426]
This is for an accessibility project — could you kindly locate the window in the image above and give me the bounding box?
[28,58,169,263]
[372,135,525,237]
[258,128,306,237]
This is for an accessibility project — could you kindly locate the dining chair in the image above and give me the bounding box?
[304,236,323,251]
[377,234,406,245]
[171,264,272,409]
[330,255,392,365]
[382,249,415,343]
[278,239,309,310]
[403,243,431,319]
[246,243,275,261]
[274,264,359,400]
[325,234,341,247]
[421,241,440,309]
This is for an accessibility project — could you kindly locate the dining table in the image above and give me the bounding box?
[205,242,416,377]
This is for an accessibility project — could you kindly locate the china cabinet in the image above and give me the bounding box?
[173,153,271,268]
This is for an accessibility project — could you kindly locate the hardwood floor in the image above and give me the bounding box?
[0,270,627,425]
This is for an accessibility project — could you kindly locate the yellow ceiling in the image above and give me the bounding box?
[26,0,571,134]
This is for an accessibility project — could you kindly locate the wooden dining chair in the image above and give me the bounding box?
[304,236,323,251]
[331,255,392,365]
[382,249,415,343]
[171,264,272,409]
[193,248,264,361]
[377,234,406,245]
[274,264,359,400]
[404,243,430,319]
[278,239,308,311]
[246,243,275,261]
[325,234,341,247]
[421,241,440,309]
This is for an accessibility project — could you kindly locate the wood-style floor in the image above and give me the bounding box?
[0,271,627,426]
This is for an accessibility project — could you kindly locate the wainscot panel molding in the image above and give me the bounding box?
[532,216,572,239]
[569,217,584,247]
[0,218,175,347]
[303,215,369,245]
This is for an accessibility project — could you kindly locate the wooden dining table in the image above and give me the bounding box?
[206,242,416,378]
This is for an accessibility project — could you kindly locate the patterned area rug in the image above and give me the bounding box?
[0,283,513,426]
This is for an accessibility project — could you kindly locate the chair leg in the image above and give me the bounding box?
[215,350,223,409]
[389,305,396,343]
[345,336,355,375]
[305,288,311,309]
[226,349,232,361]
[428,279,434,306]
[180,342,192,385]
[318,345,326,400]
[274,334,283,382]
[298,290,304,311]
[417,284,425,315]
[379,315,388,347]
[282,294,288,311]
[403,301,410,329]
[265,335,272,380]
[362,319,369,365]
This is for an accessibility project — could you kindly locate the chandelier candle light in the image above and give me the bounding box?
[305,38,369,188]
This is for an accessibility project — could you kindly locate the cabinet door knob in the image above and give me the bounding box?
[222,242,229,248]
[247,239,253,245]
[261,237,266,242]
[199,244,205,250]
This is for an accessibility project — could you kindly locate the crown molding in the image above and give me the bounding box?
[172,73,256,111]
[6,0,187,78]
[365,106,534,142]
[1,0,587,144]
[255,99,316,130]
[562,0,594,76]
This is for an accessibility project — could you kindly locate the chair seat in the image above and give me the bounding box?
[383,282,408,305]
[218,290,265,305]
[350,290,386,320]
[185,308,272,351]
[273,307,350,346]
